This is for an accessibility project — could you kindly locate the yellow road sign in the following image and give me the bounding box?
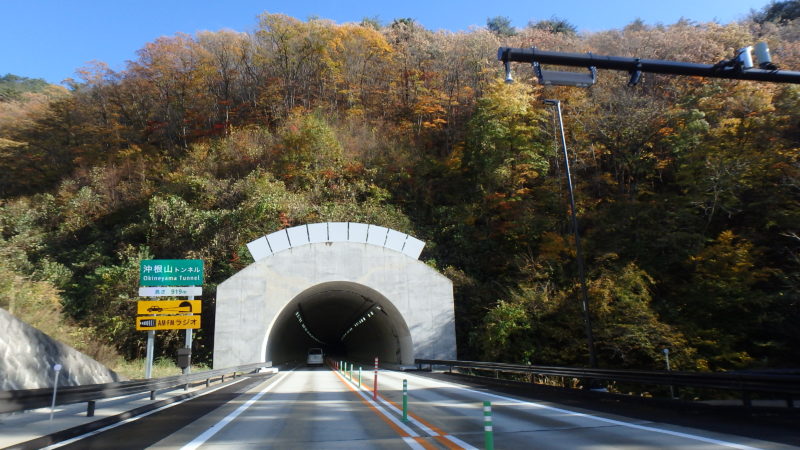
[136,316,201,330]
[137,300,201,315]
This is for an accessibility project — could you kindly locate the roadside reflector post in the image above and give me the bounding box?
[358,366,362,388]
[402,379,408,422]
[349,362,353,380]
[373,357,379,400]
[484,401,494,450]
[86,400,96,417]
[49,364,62,422]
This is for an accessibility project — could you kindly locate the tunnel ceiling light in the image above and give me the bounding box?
[340,305,384,342]
[295,310,327,345]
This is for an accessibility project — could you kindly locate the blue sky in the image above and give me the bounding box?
[2,0,772,85]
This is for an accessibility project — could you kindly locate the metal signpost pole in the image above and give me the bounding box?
[145,328,155,379]
[184,292,194,375]
[145,293,156,379]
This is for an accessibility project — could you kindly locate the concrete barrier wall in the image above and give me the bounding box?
[0,308,123,390]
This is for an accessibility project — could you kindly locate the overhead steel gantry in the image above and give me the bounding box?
[498,45,800,86]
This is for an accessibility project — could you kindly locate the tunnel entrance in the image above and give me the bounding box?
[265,282,412,365]
[213,223,456,370]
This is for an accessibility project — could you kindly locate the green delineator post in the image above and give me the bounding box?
[402,379,408,422]
[484,401,494,450]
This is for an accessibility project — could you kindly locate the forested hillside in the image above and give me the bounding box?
[1,6,798,372]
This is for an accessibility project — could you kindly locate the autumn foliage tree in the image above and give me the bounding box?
[1,7,799,372]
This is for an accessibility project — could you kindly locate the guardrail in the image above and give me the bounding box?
[415,359,800,408]
[0,362,271,416]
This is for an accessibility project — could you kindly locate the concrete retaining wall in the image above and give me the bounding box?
[0,308,123,390]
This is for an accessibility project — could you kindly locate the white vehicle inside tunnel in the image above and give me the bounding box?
[306,347,323,366]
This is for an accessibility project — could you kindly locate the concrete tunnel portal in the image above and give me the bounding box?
[212,223,457,369]
[266,282,413,365]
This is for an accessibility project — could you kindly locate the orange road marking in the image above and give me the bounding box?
[329,366,438,450]
[379,390,461,450]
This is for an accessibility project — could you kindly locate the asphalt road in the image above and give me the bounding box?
[48,366,797,449]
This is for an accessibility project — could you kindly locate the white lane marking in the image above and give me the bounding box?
[445,434,479,450]
[342,369,480,449]
[397,372,760,450]
[180,370,291,450]
[42,377,251,449]
[339,372,420,438]
[402,436,426,449]
[336,367,434,435]
[374,392,439,436]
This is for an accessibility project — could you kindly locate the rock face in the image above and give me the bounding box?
[0,308,123,390]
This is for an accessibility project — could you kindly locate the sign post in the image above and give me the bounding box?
[145,328,155,379]
[184,294,194,375]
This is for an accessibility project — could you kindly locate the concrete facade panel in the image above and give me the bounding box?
[266,229,291,253]
[366,225,389,246]
[246,236,271,262]
[385,230,408,253]
[328,222,348,241]
[307,223,328,243]
[286,225,310,247]
[214,241,455,369]
[402,236,426,259]
[348,223,368,243]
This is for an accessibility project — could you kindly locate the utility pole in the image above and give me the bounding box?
[545,99,597,369]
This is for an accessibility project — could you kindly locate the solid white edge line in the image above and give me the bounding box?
[331,367,423,449]
[402,436,425,449]
[180,370,291,450]
[349,378,420,437]
[349,369,482,450]
[42,376,253,449]
[341,367,441,438]
[398,372,760,450]
[444,434,479,450]
[375,393,439,437]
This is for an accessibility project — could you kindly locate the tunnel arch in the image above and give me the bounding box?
[213,223,456,368]
[263,281,413,365]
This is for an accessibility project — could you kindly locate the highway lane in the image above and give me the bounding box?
[372,370,793,449]
[150,367,418,449]
[46,365,794,449]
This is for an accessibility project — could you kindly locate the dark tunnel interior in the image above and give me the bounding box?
[265,282,413,366]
